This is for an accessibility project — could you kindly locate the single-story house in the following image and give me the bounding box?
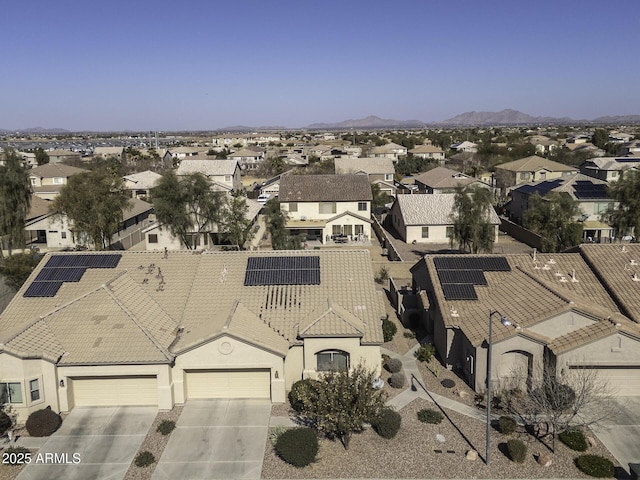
[413,166,489,194]
[0,250,384,422]
[389,194,500,244]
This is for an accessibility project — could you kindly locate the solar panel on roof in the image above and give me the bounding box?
[244,256,320,286]
[23,281,63,298]
[437,269,487,285]
[35,267,86,282]
[441,283,478,301]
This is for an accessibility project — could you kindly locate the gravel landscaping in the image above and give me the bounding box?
[261,397,623,479]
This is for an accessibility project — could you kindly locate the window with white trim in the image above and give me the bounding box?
[421,226,429,238]
[319,202,336,214]
[53,177,63,185]
[316,350,350,371]
[358,202,367,211]
[0,382,23,404]
[29,379,40,402]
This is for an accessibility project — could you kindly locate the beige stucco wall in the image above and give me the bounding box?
[173,335,286,403]
[25,216,77,249]
[527,311,596,339]
[301,337,381,380]
[405,225,451,244]
[283,201,370,221]
[555,332,640,371]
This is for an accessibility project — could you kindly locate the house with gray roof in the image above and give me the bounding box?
[413,166,489,194]
[123,170,162,199]
[334,157,397,197]
[176,158,241,191]
[494,155,577,192]
[389,194,500,245]
[580,157,640,182]
[0,250,384,422]
[279,174,373,244]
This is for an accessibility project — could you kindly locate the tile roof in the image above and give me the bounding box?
[413,167,478,189]
[26,195,51,221]
[394,194,500,226]
[123,170,162,189]
[0,250,384,364]
[513,173,610,201]
[29,163,88,178]
[279,174,373,202]
[334,157,394,175]
[495,155,577,172]
[410,145,445,155]
[176,159,239,177]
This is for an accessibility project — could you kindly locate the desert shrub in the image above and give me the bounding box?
[559,429,588,451]
[0,410,12,436]
[575,454,614,478]
[385,358,402,374]
[135,450,156,468]
[382,317,397,342]
[381,353,390,366]
[270,425,288,445]
[289,378,320,413]
[506,438,527,463]
[414,343,435,362]
[389,372,405,389]
[375,266,389,283]
[417,408,443,424]
[498,416,517,435]
[25,407,62,437]
[275,427,318,467]
[157,420,176,436]
[371,408,401,439]
[2,446,30,465]
[403,331,416,338]
[441,378,455,388]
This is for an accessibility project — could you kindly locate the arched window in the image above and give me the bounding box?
[316,350,350,372]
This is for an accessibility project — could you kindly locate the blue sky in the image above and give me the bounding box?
[1,0,638,131]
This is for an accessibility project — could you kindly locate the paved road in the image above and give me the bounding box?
[152,399,271,480]
[592,397,640,475]
[17,406,156,480]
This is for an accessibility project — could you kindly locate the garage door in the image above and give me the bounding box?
[186,369,271,399]
[569,366,640,396]
[71,376,158,407]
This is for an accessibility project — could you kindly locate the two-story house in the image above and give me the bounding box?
[370,142,407,161]
[175,158,242,192]
[28,164,88,200]
[123,170,162,199]
[228,148,265,171]
[334,157,396,197]
[413,166,489,194]
[279,174,372,244]
[580,157,640,182]
[409,143,446,163]
[494,155,577,193]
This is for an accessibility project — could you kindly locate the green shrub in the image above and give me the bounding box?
[575,454,615,478]
[498,416,517,435]
[288,378,320,413]
[386,358,402,374]
[417,409,443,424]
[25,407,62,437]
[382,317,397,342]
[135,450,156,468]
[559,429,588,451]
[270,425,288,445]
[157,420,176,436]
[371,408,401,439]
[381,353,390,366]
[389,372,405,389]
[275,427,318,467]
[403,331,416,338]
[0,410,12,436]
[414,344,435,363]
[2,447,30,465]
[506,438,527,463]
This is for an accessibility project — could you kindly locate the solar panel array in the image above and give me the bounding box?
[517,179,564,197]
[244,256,320,286]
[572,181,610,200]
[23,254,122,298]
[434,256,510,301]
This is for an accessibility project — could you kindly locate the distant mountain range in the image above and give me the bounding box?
[2,111,640,134]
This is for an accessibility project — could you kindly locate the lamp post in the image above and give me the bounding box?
[486,309,512,465]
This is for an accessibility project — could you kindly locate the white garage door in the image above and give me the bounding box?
[569,366,640,396]
[186,369,271,399]
[71,376,158,407]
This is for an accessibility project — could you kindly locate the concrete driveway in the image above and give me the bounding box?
[152,399,271,480]
[17,406,156,480]
[592,397,640,475]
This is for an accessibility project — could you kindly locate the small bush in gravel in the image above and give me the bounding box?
[25,407,62,437]
[275,427,318,467]
[575,454,614,478]
[498,416,517,435]
[157,420,176,436]
[403,331,416,338]
[2,446,30,465]
[382,317,397,342]
[414,344,435,362]
[559,429,588,451]
[440,378,455,388]
[289,378,320,413]
[0,410,12,435]
[385,358,402,373]
[371,408,401,439]
[381,353,390,366]
[135,450,156,468]
[389,372,405,389]
[270,425,288,445]
[506,439,527,463]
[417,409,443,424]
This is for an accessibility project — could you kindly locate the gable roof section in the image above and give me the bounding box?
[279,174,373,202]
[176,159,239,177]
[413,166,477,189]
[514,173,610,201]
[495,155,577,173]
[123,170,162,189]
[394,194,500,226]
[29,163,87,178]
[410,144,445,155]
[334,157,394,175]
[299,299,365,338]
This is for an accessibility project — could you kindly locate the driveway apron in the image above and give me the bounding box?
[152,399,271,480]
[17,406,156,480]
[592,397,640,475]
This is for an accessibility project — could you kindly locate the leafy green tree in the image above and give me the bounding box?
[151,171,224,249]
[0,149,32,257]
[523,192,583,252]
[263,199,301,250]
[591,129,609,150]
[51,169,131,250]
[293,364,386,449]
[450,185,496,253]
[371,183,389,211]
[221,195,255,249]
[607,170,640,238]
[34,147,49,166]
[0,253,42,290]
